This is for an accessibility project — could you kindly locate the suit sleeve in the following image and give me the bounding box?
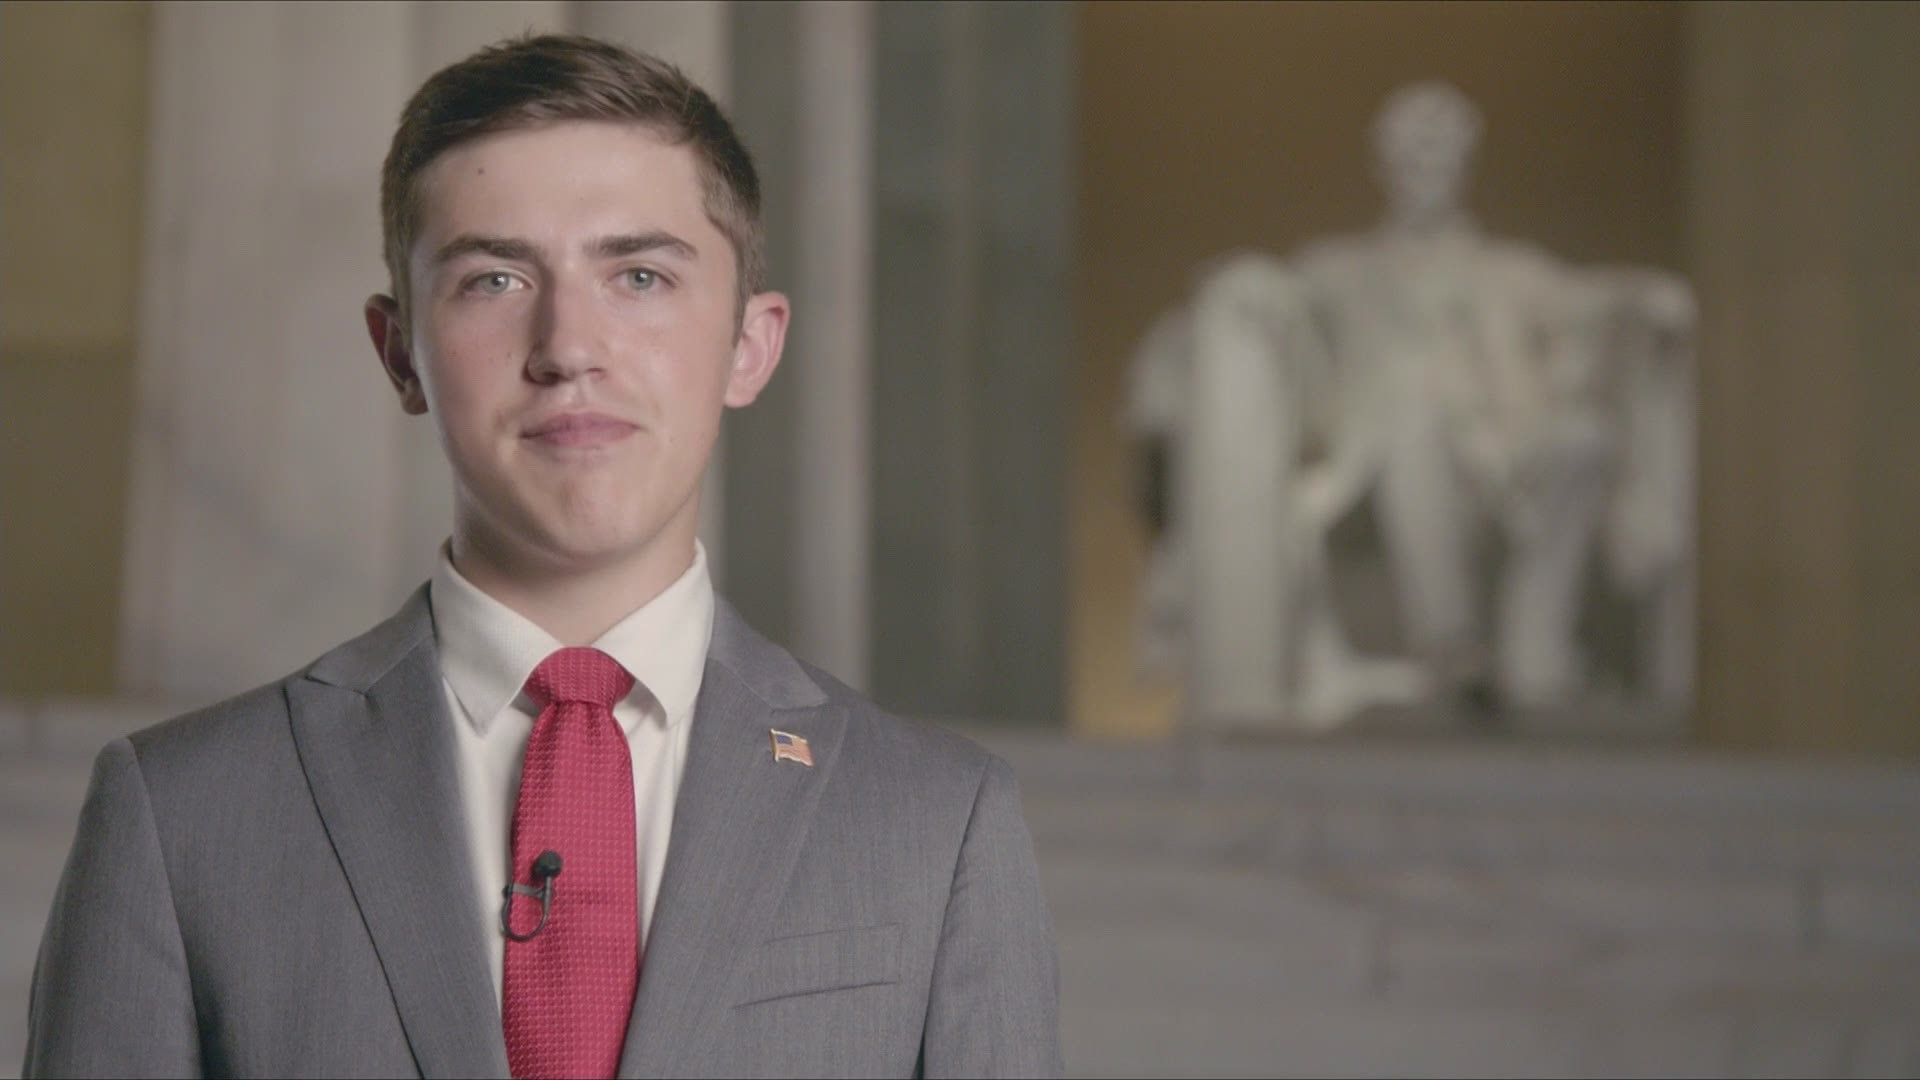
[920,755,1063,1078]
[24,738,202,1079]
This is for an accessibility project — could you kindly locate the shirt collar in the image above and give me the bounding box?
[429,541,715,737]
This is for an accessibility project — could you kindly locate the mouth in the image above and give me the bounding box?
[521,411,640,449]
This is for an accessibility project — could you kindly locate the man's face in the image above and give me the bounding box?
[371,121,784,575]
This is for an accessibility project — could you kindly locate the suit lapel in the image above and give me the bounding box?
[289,587,509,1079]
[618,603,845,1078]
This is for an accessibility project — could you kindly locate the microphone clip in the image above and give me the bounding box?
[500,849,563,943]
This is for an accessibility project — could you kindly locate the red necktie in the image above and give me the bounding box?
[502,647,639,1079]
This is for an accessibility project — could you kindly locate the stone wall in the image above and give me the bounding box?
[0,1,150,695]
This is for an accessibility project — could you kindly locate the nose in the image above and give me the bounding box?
[526,275,605,384]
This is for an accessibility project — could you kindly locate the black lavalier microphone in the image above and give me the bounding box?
[500,849,563,942]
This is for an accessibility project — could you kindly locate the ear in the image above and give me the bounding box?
[365,294,428,415]
[724,290,790,408]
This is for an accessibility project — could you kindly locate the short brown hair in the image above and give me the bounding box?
[380,33,764,322]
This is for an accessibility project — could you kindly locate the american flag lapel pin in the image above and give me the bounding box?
[769,729,814,767]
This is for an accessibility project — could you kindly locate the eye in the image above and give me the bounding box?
[623,267,660,291]
[465,271,521,296]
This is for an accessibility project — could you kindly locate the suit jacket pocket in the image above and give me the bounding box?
[735,923,902,1007]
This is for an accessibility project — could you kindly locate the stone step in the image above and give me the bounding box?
[1046,861,1920,1014]
[1059,995,1920,1079]
[966,726,1920,823]
[1020,788,1920,882]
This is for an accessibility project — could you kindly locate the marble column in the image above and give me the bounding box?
[120,2,413,703]
[118,1,567,703]
[1180,262,1299,728]
[867,1,1071,724]
[715,3,805,649]
[786,1,875,690]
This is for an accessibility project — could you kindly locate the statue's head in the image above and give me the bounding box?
[1371,81,1482,225]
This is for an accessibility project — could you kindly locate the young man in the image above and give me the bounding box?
[26,35,1060,1079]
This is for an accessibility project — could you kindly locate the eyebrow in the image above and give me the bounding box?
[430,231,699,268]
[590,230,698,262]
[430,235,536,267]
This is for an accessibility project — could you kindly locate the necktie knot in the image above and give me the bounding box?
[525,647,635,711]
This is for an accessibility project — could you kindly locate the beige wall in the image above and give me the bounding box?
[1070,1,1687,739]
[1,2,150,695]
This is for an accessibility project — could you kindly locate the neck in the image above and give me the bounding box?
[448,516,699,647]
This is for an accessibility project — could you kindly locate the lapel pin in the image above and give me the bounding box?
[770,729,814,767]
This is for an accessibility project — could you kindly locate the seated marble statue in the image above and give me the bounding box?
[1126,81,1694,729]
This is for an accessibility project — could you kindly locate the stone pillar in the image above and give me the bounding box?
[787,1,874,690]
[867,1,1071,723]
[1686,5,1920,752]
[1180,262,1298,728]
[120,2,412,703]
[118,1,567,703]
[715,3,804,648]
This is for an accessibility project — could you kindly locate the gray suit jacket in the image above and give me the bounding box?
[25,588,1061,1078]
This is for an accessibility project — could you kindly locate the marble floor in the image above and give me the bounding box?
[5,701,1920,1078]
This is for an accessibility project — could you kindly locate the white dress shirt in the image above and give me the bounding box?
[428,541,714,1005]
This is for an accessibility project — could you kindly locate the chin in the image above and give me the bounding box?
[474,467,693,571]
[535,521,661,569]
[509,475,656,550]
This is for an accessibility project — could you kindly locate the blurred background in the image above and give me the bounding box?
[4,1,1918,1076]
